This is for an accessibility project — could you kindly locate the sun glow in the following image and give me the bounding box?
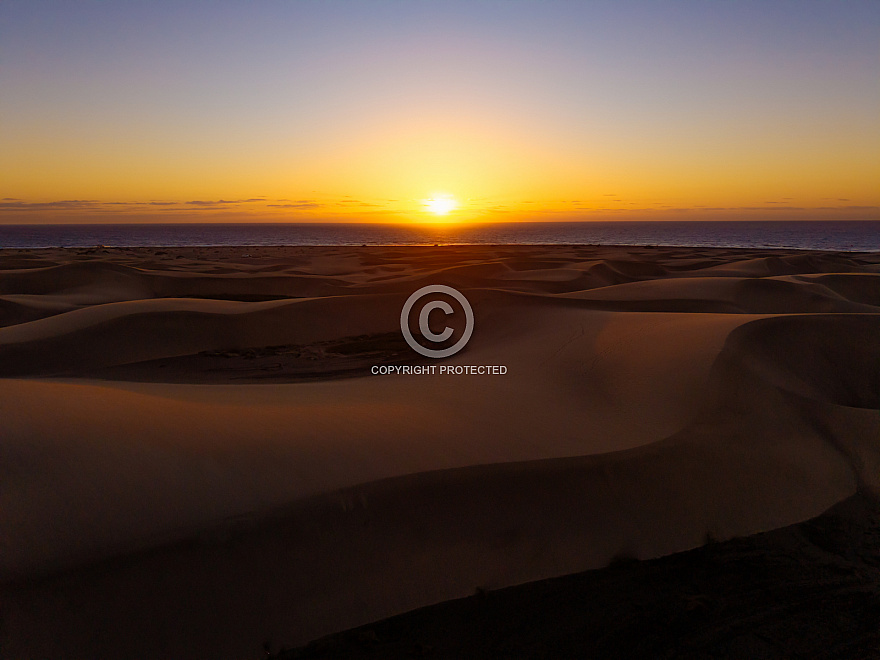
[423,194,458,216]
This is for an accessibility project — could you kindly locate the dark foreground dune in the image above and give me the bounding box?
[277,492,880,659]
[0,244,878,659]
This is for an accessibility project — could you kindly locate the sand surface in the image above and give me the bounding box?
[276,492,880,659]
[1,244,878,659]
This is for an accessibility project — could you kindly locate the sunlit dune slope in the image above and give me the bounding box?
[1,244,878,659]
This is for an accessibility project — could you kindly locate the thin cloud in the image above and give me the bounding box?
[0,199,101,210]
[816,205,878,211]
[183,198,265,206]
[267,202,324,209]
[161,205,225,211]
[737,206,806,211]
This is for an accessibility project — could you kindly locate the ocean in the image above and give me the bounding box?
[0,221,878,252]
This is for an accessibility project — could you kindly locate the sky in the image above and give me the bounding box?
[1,0,878,224]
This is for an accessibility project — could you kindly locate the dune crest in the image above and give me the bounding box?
[1,244,878,659]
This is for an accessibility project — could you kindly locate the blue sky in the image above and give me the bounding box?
[1,1,878,223]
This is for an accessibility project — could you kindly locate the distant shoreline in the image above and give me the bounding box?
[1,220,879,251]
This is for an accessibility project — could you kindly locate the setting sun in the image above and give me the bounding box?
[423,194,458,216]
[0,1,876,226]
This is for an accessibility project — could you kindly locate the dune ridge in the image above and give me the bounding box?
[0,244,878,659]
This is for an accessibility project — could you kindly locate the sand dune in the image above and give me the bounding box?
[0,244,878,659]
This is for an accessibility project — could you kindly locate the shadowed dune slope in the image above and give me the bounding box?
[0,245,878,659]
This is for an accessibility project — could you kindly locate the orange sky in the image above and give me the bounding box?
[1,1,878,224]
